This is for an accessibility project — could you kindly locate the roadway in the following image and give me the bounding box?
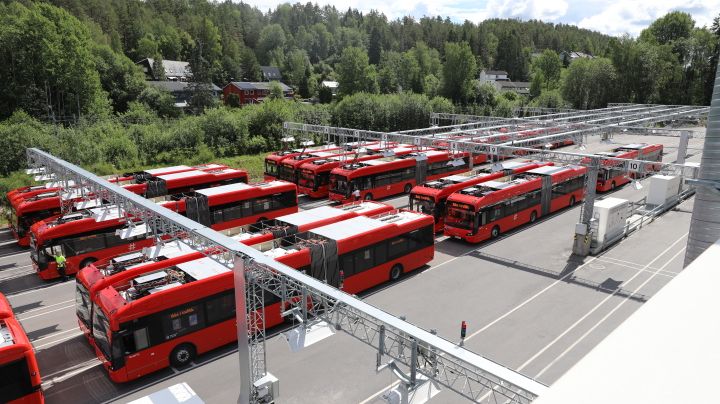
[0,128,704,403]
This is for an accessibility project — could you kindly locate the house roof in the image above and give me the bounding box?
[321,81,339,88]
[260,66,282,80]
[142,59,192,78]
[563,51,595,59]
[484,70,508,75]
[497,81,531,89]
[226,81,293,92]
[146,81,221,92]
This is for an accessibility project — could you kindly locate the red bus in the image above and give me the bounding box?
[264,144,343,180]
[86,209,434,382]
[75,200,394,335]
[8,165,247,247]
[591,143,663,192]
[30,181,297,280]
[409,161,552,232]
[256,209,434,294]
[0,293,43,404]
[75,200,393,332]
[328,150,474,202]
[296,146,421,198]
[444,165,587,243]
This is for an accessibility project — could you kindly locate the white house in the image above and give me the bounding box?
[479,70,509,84]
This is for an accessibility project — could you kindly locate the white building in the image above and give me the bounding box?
[479,70,509,84]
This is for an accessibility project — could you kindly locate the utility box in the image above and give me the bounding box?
[593,197,629,246]
[646,175,681,206]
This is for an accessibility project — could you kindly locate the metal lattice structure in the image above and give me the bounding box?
[25,148,547,404]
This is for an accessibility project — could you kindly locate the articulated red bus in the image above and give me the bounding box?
[8,165,247,247]
[86,209,433,382]
[297,146,420,198]
[256,210,434,294]
[0,293,43,404]
[444,165,587,243]
[409,161,552,232]
[30,181,297,280]
[75,201,394,335]
[328,150,474,202]
[264,144,344,180]
[591,143,663,192]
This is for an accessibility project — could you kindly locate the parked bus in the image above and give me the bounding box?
[297,146,420,198]
[0,293,43,404]
[328,150,473,202]
[264,144,343,180]
[8,165,247,247]
[444,165,587,243]
[75,200,394,340]
[591,143,663,192]
[30,181,297,280]
[255,210,434,294]
[86,209,433,382]
[409,161,551,232]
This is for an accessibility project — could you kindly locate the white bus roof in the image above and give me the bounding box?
[157,170,206,181]
[311,211,422,241]
[196,182,253,196]
[144,165,192,175]
[176,257,230,281]
[527,165,569,175]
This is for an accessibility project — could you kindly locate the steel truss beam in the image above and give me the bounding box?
[25,148,547,403]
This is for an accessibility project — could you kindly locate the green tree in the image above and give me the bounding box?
[0,2,110,119]
[442,42,477,103]
[152,53,165,81]
[561,57,617,109]
[640,11,694,45]
[336,47,377,96]
[93,44,147,113]
[495,29,529,81]
[137,34,159,59]
[286,49,311,96]
[137,86,180,118]
[531,49,562,88]
[257,24,287,65]
[239,47,262,81]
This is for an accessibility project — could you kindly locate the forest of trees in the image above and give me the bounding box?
[0,0,717,187]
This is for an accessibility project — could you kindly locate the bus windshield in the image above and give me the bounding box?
[264,160,278,176]
[410,196,436,217]
[76,282,92,329]
[298,170,315,189]
[330,174,350,195]
[92,306,112,361]
[446,205,475,230]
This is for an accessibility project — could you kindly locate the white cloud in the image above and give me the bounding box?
[575,0,720,36]
[237,0,718,37]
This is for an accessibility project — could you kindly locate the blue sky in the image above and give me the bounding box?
[243,0,719,36]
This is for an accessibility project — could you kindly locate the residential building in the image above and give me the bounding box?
[260,66,282,81]
[560,51,595,65]
[136,58,192,81]
[321,81,339,96]
[479,70,509,84]
[223,82,294,105]
[495,81,531,95]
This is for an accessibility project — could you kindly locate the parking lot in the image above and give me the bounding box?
[1,129,704,403]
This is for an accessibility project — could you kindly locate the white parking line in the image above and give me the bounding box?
[19,304,76,321]
[360,233,688,404]
[19,299,75,315]
[533,248,685,379]
[34,331,83,350]
[513,234,686,373]
[31,328,79,343]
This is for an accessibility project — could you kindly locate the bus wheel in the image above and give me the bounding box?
[170,343,195,367]
[491,226,500,239]
[404,183,412,193]
[390,264,403,281]
[80,258,97,270]
[364,193,373,201]
[569,196,576,206]
[610,181,616,191]
[530,211,537,223]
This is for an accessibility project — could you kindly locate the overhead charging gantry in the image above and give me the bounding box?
[26,148,549,404]
[283,103,708,256]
